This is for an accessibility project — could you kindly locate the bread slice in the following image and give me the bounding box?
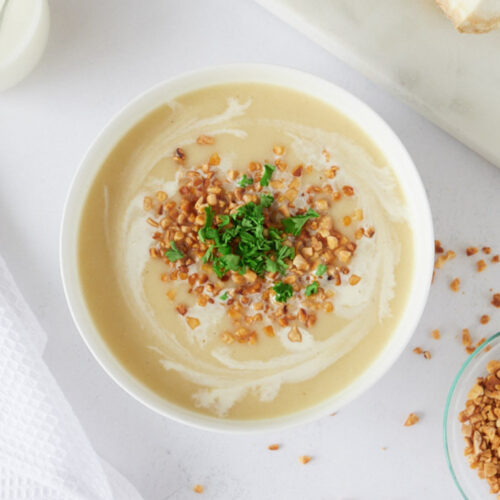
[436,0,500,33]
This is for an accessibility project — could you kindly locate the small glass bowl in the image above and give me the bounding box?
[444,331,500,499]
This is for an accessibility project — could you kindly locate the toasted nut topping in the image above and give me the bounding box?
[174,147,186,161]
[343,216,352,226]
[299,455,312,464]
[413,347,423,355]
[264,325,275,337]
[143,196,153,210]
[273,145,285,155]
[432,329,440,340]
[482,246,491,254]
[193,484,204,494]
[186,317,200,329]
[404,413,420,426]
[197,134,215,145]
[466,246,478,256]
[450,278,460,292]
[288,325,302,343]
[459,359,500,491]
[492,255,499,263]
[480,315,490,325]
[349,275,361,286]
[176,304,188,316]
[423,350,431,360]
[268,444,279,450]
[208,153,220,166]
[342,185,354,196]
[477,260,487,272]
[365,227,375,238]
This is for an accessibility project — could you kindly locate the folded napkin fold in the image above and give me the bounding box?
[0,255,142,500]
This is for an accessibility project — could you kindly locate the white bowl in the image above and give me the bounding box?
[60,64,434,433]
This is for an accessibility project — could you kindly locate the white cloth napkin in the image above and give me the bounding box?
[0,255,143,500]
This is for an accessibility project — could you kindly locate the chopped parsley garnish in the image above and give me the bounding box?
[273,282,293,302]
[199,206,217,243]
[260,193,274,208]
[305,281,319,296]
[219,291,228,301]
[316,264,327,277]
[281,209,319,236]
[238,174,253,187]
[195,194,294,278]
[165,241,184,262]
[260,163,275,187]
[202,244,214,263]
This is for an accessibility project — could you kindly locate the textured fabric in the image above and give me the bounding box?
[0,255,142,500]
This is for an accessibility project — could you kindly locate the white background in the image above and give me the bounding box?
[1,1,500,498]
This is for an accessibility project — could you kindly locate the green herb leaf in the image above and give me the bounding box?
[199,206,216,243]
[219,291,228,301]
[316,264,327,277]
[281,209,319,236]
[238,174,253,187]
[218,215,231,226]
[260,164,275,187]
[305,281,319,296]
[260,193,274,208]
[202,245,214,263]
[165,241,184,262]
[273,282,293,302]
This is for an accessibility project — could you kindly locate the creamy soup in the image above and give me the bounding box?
[78,83,414,419]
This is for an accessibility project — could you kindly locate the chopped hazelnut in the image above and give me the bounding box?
[477,260,487,272]
[404,413,420,426]
[299,455,312,464]
[186,317,200,329]
[492,294,500,308]
[193,484,204,494]
[450,278,460,292]
[197,134,215,145]
[480,315,490,325]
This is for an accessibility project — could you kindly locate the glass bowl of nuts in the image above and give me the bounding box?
[444,331,500,499]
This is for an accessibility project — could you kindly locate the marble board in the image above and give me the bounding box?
[255,0,500,168]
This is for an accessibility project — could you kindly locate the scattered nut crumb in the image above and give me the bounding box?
[404,413,420,426]
[482,246,491,255]
[268,444,279,451]
[423,350,432,360]
[477,260,487,272]
[193,484,204,494]
[492,255,499,263]
[462,328,472,347]
[413,347,423,355]
[480,315,490,325]
[466,247,478,256]
[492,294,500,308]
[450,278,460,292]
[432,329,441,340]
[435,240,444,254]
[299,455,312,464]
[435,250,456,269]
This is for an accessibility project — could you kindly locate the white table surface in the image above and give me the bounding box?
[1,1,499,499]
